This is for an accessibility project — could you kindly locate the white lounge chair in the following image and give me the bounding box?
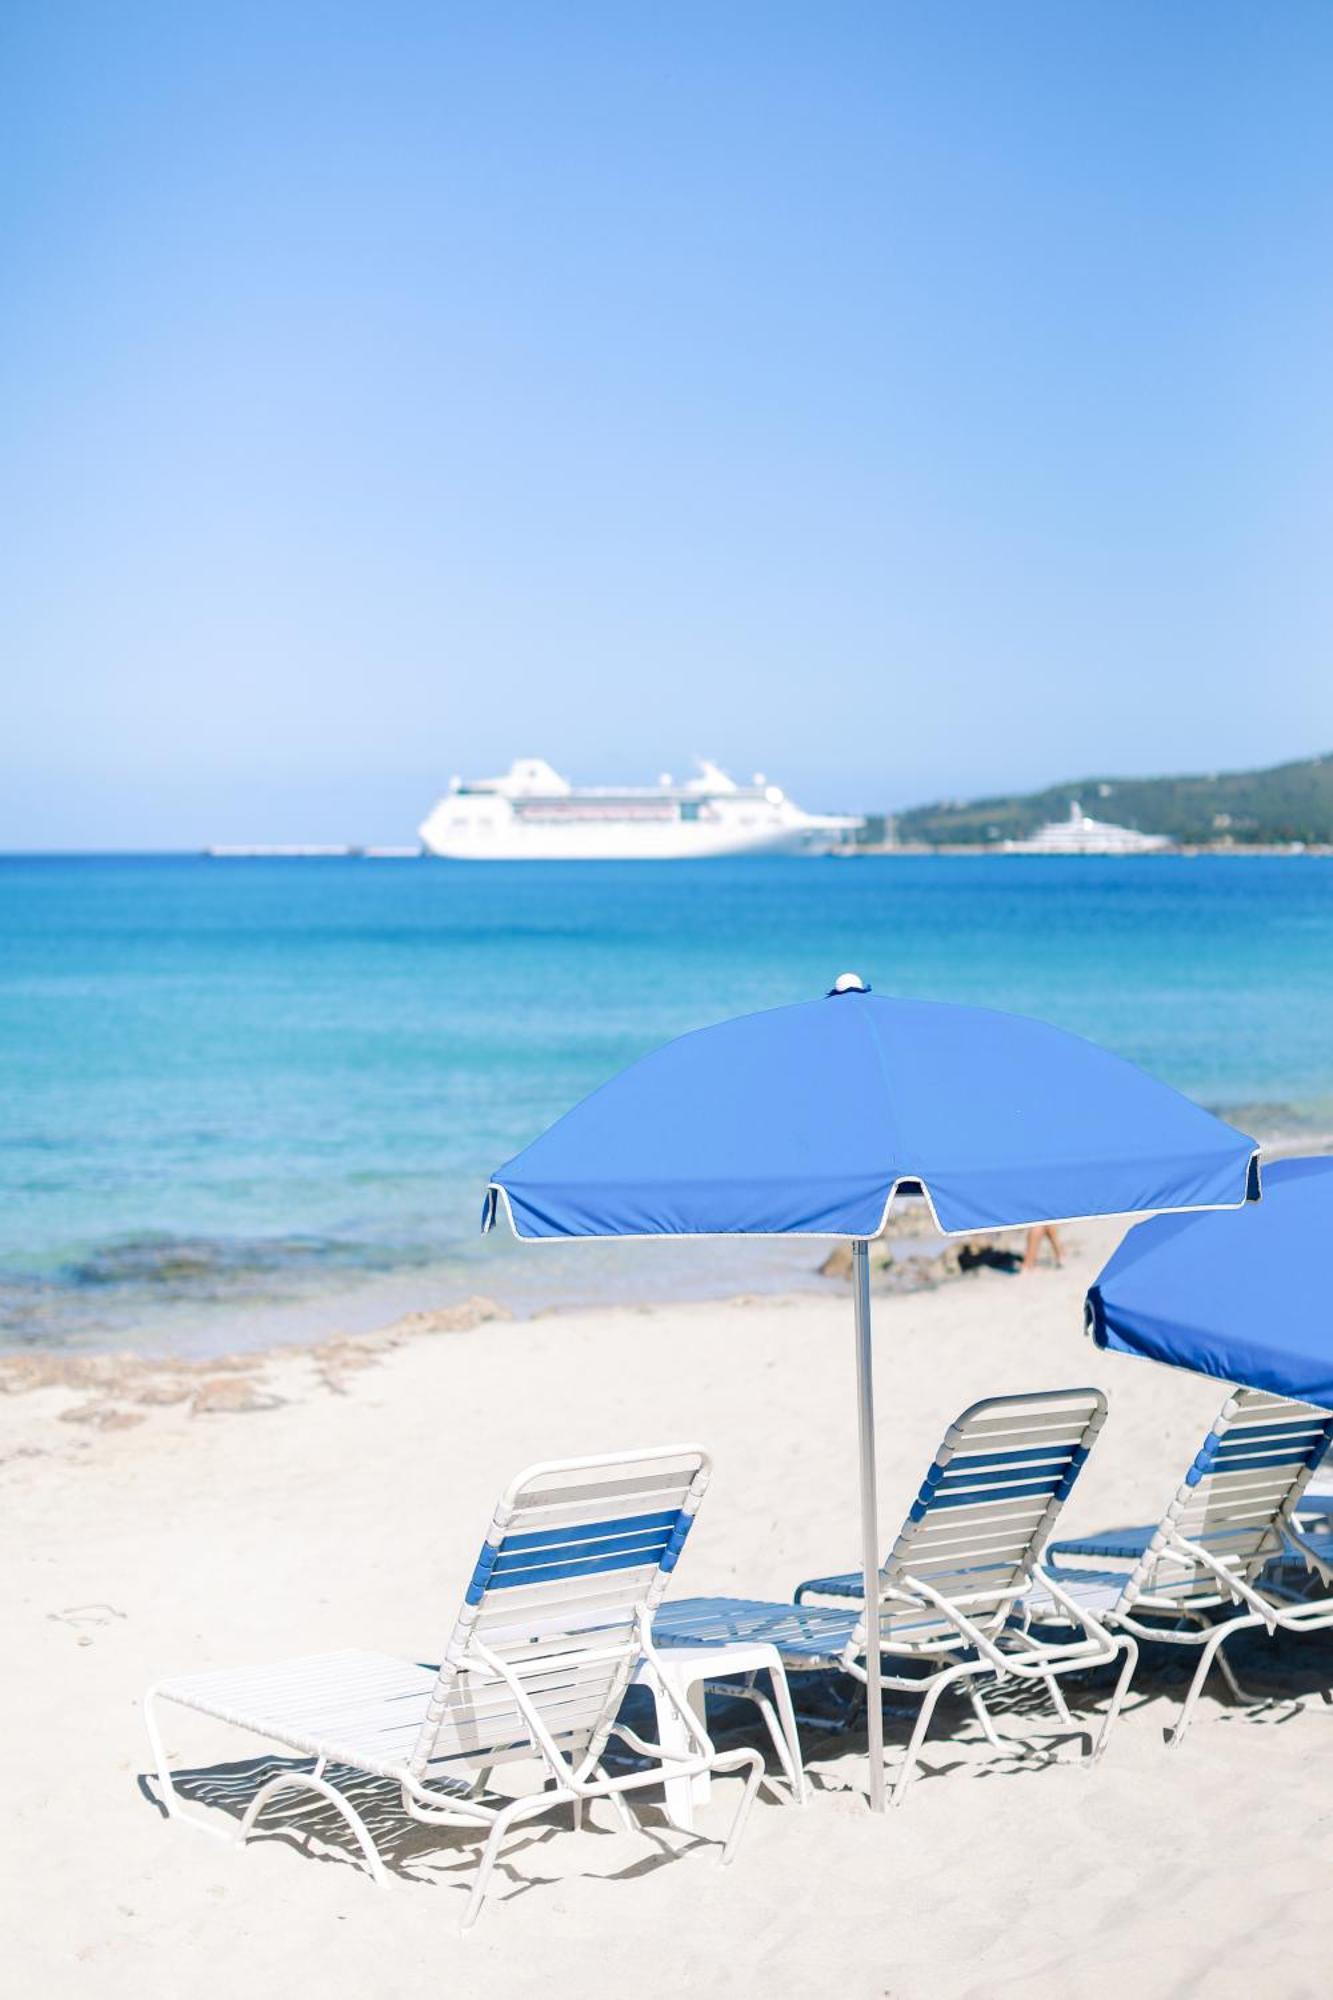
[655,1389,1132,1805]
[1036,1388,1333,1744]
[145,1445,764,1928]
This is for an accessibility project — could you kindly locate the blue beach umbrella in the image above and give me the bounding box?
[1087,1154,1333,1405]
[485,977,1259,1810]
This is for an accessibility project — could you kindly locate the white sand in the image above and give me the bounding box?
[5,1223,1332,1999]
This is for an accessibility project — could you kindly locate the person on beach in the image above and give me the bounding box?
[1022,1224,1063,1271]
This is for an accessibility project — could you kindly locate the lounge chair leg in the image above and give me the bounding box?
[1091,1636,1138,1761]
[238,1771,388,1886]
[891,1663,973,1807]
[595,1767,638,1831]
[1039,1666,1073,1726]
[1167,1623,1241,1748]
[715,1749,764,1864]
[647,1670,710,1832]
[717,1674,806,1804]
[143,1690,188,1828]
[938,1650,1005,1750]
[1211,1641,1265,1707]
[764,1667,807,1804]
[144,1689,233,1839]
[966,1683,1005,1751]
[142,1689,276,1850]
[462,1797,529,1932]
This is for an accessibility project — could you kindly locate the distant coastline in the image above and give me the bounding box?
[888,749,1333,851]
[9,750,1333,860]
[848,842,1333,857]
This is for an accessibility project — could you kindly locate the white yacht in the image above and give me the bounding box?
[1004,802,1170,855]
[419,759,861,860]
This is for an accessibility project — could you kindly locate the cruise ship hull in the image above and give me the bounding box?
[419,758,860,861]
[418,815,824,861]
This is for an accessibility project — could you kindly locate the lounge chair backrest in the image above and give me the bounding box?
[409,1445,709,1783]
[1123,1389,1333,1609]
[873,1388,1107,1645]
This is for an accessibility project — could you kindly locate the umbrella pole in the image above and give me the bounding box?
[853,1238,887,1812]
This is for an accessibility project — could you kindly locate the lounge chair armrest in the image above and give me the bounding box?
[883,1574,1012,1670]
[603,1718,714,1777]
[1277,1521,1333,1587]
[1029,1562,1122,1648]
[467,1636,602,1791]
[1164,1533,1279,1632]
[633,1606,716,1763]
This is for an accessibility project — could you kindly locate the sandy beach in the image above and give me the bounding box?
[6,1219,1333,2000]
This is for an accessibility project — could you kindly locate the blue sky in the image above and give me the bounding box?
[3,2,1331,846]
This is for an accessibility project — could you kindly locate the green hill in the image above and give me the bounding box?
[893,754,1333,848]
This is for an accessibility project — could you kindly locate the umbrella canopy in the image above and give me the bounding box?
[486,985,1259,1239]
[484,978,1260,1813]
[1087,1154,1333,1405]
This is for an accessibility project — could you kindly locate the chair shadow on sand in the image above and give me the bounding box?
[788,1620,1333,1799]
[137,1625,1333,1908]
[136,1680,786,1914]
[137,1748,733,1914]
[787,1663,1100,1800]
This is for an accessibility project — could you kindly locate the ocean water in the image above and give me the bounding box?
[2,853,1332,1356]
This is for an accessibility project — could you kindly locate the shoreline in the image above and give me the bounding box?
[5,1133,1329,1383]
[0,1220,1132,1402]
[0,1198,1075,1420]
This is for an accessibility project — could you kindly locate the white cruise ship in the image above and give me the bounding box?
[419,759,861,860]
[1004,802,1170,855]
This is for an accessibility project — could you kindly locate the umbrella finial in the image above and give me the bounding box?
[828,971,871,997]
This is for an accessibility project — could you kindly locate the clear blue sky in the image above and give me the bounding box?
[3,2,1331,846]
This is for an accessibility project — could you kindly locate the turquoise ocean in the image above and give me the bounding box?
[3,853,1332,1356]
